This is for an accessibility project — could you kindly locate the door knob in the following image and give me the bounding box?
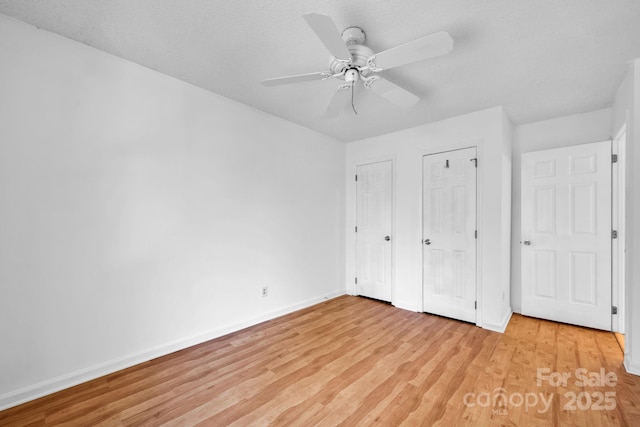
[384,236,391,241]
[424,239,431,245]
[524,240,531,246]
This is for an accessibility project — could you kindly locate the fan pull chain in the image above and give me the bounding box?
[351,83,358,115]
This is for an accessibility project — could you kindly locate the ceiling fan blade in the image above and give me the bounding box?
[325,87,351,118]
[368,77,420,108]
[303,13,352,61]
[373,31,453,70]
[261,72,329,87]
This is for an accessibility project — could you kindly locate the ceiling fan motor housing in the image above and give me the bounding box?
[329,42,374,79]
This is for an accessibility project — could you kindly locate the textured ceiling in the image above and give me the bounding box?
[1,0,639,142]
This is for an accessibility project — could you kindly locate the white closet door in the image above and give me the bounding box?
[356,161,393,302]
[521,140,611,330]
[423,148,477,323]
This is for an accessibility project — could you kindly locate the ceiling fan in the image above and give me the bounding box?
[261,13,454,117]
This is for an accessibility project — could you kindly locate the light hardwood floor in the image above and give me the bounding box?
[615,332,625,352]
[2,295,639,426]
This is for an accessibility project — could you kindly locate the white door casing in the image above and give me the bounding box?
[521,140,612,331]
[612,129,626,333]
[423,147,477,323]
[356,161,393,302]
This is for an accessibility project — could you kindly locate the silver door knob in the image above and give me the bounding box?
[524,240,531,246]
[384,236,391,241]
[424,239,431,245]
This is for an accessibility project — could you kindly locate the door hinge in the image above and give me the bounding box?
[474,301,477,310]
[612,154,618,163]
[471,158,477,168]
[355,174,358,181]
[475,230,477,239]
[355,277,357,284]
[612,306,618,315]
[612,230,618,239]
[355,226,357,233]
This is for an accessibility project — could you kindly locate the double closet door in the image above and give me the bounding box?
[355,148,478,325]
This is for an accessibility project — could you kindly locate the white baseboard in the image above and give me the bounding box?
[624,357,640,376]
[483,309,512,333]
[0,290,346,411]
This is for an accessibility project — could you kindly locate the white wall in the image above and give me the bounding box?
[613,59,640,375]
[629,60,640,375]
[345,106,513,332]
[0,15,345,409]
[510,108,613,313]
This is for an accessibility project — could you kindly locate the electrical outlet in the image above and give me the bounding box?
[261,286,268,297]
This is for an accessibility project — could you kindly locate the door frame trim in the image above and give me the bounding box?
[612,127,626,334]
[420,142,483,327]
[351,157,396,304]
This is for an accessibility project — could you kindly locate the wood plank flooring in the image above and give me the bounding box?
[615,332,625,352]
[2,295,640,426]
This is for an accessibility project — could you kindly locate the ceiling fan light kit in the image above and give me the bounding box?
[262,13,454,117]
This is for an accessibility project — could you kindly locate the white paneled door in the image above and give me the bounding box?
[423,148,477,323]
[521,141,612,331]
[356,161,393,302]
